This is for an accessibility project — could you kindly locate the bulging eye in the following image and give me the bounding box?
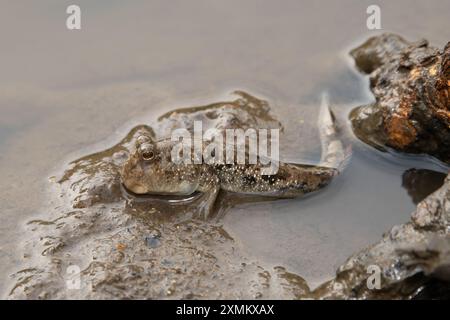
[139,142,155,161]
[142,150,155,161]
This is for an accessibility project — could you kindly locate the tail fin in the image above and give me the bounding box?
[317,93,352,173]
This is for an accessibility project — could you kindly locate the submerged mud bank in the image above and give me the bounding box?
[7,93,309,299]
[7,90,449,299]
[9,168,449,299]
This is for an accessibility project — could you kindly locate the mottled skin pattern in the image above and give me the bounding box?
[215,163,336,197]
[121,92,346,215]
[122,137,337,196]
[349,33,450,164]
[121,138,338,216]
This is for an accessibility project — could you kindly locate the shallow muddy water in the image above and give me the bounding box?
[0,0,449,297]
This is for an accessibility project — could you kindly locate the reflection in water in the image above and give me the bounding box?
[402,168,447,204]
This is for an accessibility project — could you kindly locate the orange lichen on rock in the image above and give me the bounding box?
[349,34,450,163]
[385,114,417,148]
[385,91,417,148]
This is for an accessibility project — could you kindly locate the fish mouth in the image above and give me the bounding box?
[121,183,198,199]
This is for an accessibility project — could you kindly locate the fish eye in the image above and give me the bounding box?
[139,142,155,161]
[142,150,155,161]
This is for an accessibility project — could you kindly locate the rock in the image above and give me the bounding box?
[312,172,450,299]
[349,33,450,164]
[401,168,447,204]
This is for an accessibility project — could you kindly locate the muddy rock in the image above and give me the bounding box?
[402,168,447,204]
[349,33,450,164]
[313,172,450,299]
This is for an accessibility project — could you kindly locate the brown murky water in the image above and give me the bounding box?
[0,0,449,297]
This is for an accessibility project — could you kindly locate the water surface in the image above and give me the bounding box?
[0,0,449,296]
